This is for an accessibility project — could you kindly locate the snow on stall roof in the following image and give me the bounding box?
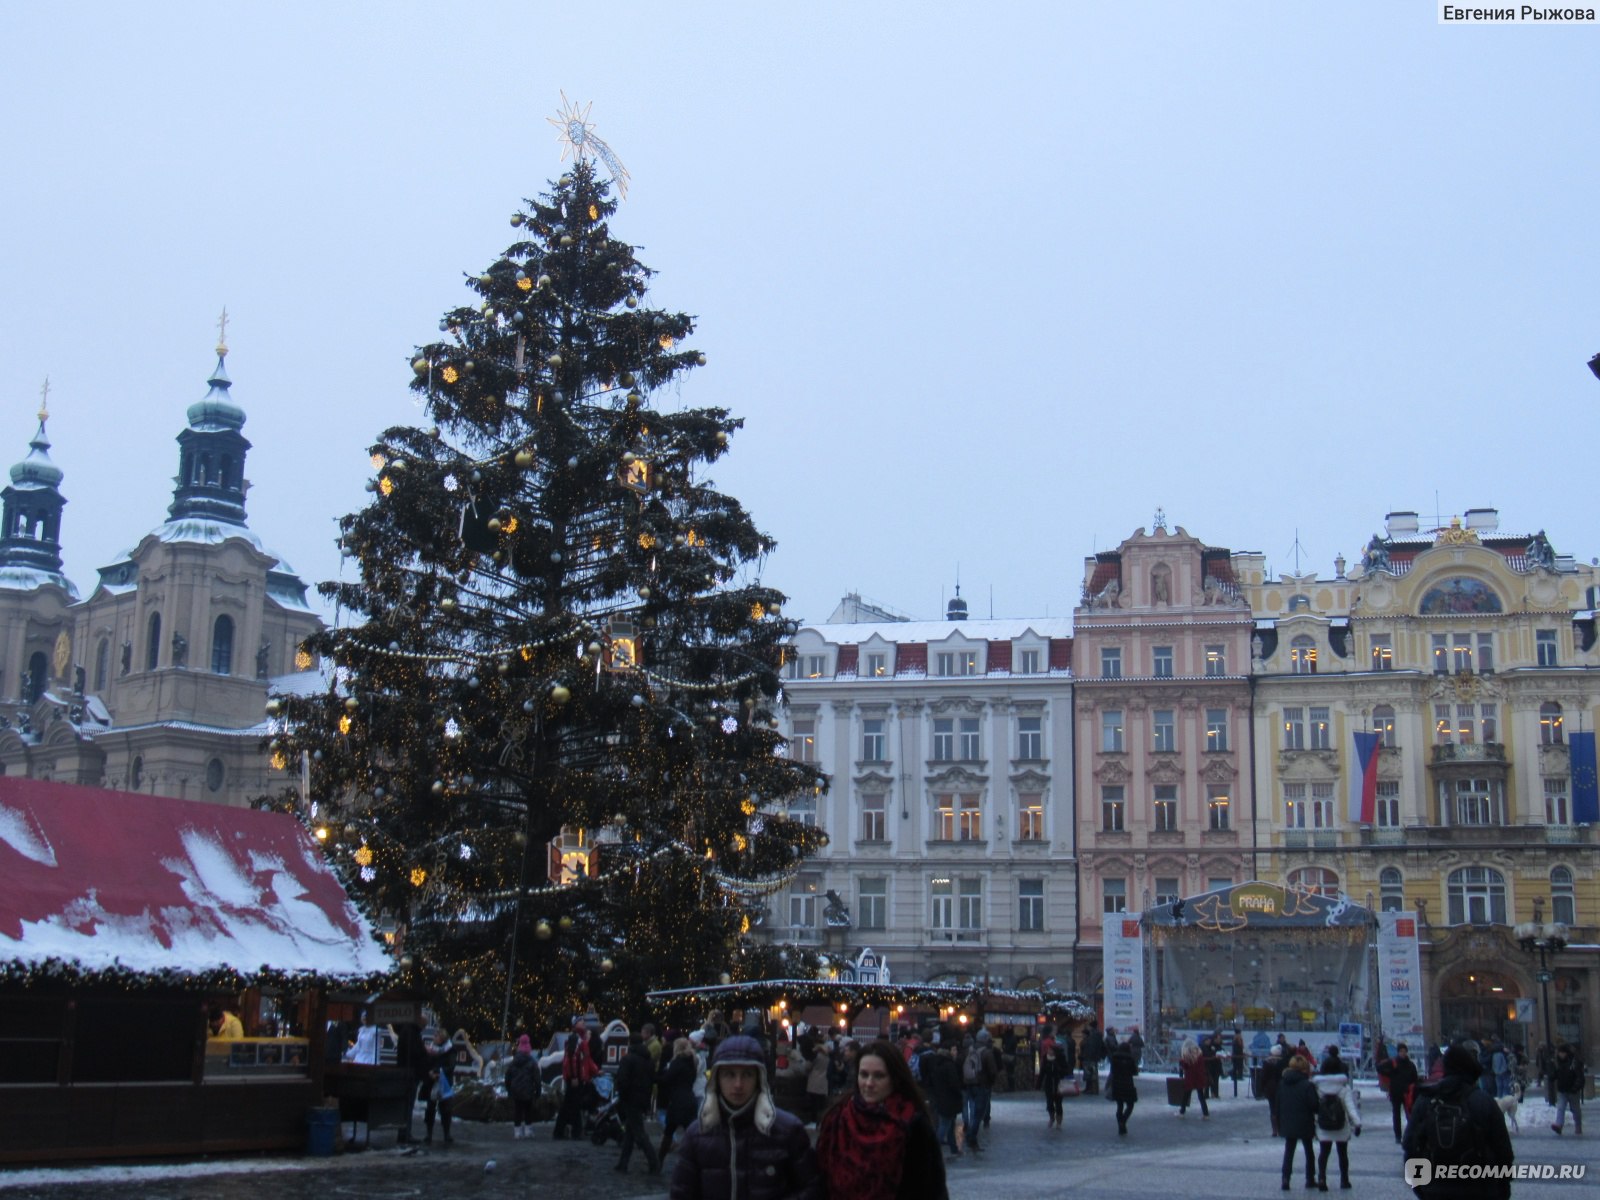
[793,616,1076,644]
[0,778,390,981]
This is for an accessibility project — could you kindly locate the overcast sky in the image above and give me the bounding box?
[3,3,1596,627]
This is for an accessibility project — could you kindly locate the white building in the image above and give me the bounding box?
[774,595,1077,989]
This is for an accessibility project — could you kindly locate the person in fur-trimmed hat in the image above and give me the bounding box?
[669,1033,821,1200]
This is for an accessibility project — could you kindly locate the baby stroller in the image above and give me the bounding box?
[586,1073,621,1146]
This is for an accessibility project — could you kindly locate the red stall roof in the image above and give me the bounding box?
[0,778,391,982]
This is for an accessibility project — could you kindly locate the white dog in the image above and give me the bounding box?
[1495,1081,1525,1133]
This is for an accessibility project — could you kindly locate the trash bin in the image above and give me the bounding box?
[306,1107,340,1156]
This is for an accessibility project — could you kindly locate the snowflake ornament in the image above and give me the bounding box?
[459,843,473,861]
[444,717,462,739]
[360,866,377,883]
[721,716,739,734]
[443,473,459,493]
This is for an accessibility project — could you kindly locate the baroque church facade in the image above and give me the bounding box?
[0,339,322,807]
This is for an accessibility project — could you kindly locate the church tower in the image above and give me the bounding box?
[0,383,74,595]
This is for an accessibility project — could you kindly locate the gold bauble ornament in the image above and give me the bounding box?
[696,353,707,366]
[514,449,534,469]
[535,920,553,940]
[411,357,427,375]
[487,517,502,533]
[625,295,638,309]
[344,697,359,712]
[719,972,732,985]
[550,685,571,705]
[558,915,574,930]
[440,597,457,611]
[560,234,575,247]
[600,957,614,973]
[547,353,563,368]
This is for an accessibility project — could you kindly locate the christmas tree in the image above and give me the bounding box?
[269,142,825,1035]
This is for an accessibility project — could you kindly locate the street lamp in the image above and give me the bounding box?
[1514,910,1569,1087]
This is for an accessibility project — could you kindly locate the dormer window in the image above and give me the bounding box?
[936,650,977,676]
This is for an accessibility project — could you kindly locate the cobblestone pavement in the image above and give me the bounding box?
[2,1083,1593,1199]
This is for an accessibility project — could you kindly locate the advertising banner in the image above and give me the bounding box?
[1102,913,1145,1032]
[1376,911,1424,1040]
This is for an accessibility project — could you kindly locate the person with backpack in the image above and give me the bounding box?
[1402,1043,1513,1199]
[1311,1049,1361,1190]
[1551,1043,1585,1136]
[1278,1053,1321,1190]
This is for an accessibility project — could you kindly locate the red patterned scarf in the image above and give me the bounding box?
[818,1092,918,1199]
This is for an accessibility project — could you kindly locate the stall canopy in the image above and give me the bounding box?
[0,777,391,984]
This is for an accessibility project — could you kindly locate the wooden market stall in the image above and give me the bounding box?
[0,778,392,1164]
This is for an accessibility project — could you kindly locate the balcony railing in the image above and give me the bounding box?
[927,928,986,945]
[1432,742,1507,765]
[1283,830,1340,849]
[1359,824,1594,847]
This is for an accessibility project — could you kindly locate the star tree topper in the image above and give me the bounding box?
[549,91,632,199]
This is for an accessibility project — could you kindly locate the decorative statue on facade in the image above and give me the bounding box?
[1360,534,1391,575]
[73,665,85,697]
[1526,530,1557,570]
[256,641,271,680]
[120,640,132,676]
[1088,578,1122,610]
[171,632,187,668]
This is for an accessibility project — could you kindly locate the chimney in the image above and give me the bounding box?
[1463,508,1499,533]
[1385,511,1419,538]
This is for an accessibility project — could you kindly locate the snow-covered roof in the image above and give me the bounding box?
[0,778,391,982]
[0,564,79,600]
[793,617,1076,645]
[107,519,314,612]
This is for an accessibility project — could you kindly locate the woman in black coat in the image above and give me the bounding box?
[658,1037,702,1160]
[1107,1041,1138,1135]
[1278,1054,1321,1190]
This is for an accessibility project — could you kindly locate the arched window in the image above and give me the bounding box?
[1373,704,1396,748]
[206,758,226,793]
[1540,702,1564,745]
[130,755,144,790]
[94,638,109,691]
[146,612,162,671]
[1288,594,1311,612]
[1551,866,1575,926]
[221,455,236,489]
[1447,866,1506,925]
[1288,866,1339,897]
[1290,635,1318,674]
[211,615,234,676]
[26,651,47,703]
[1380,867,1404,912]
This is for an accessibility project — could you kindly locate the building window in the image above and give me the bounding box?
[1544,778,1570,826]
[1376,780,1401,828]
[145,612,162,671]
[211,614,234,676]
[931,877,953,929]
[788,877,819,928]
[1478,703,1497,743]
[1204,644,1226,677]
[1371,634,1393,672]
[1447,866,1506,925]
[932,718,954,761]
[1208,875,1234,892]
[861,718,886,762]
[1288,866,1339,897]
[1206,786,1231,830]
[1152,709,1175,753]
[1541,702,1564,745]
[1431,634,1449,675]
[790,719,817,762]
[934,796,955,840]
[1309,706,1331,750]
[865,652,888,678]
[1016,647,1041,674]
[130,755,143,789]
[1282,707,1305,751]
[957,795,982,841]
[1018,879,1045,932]
[936,650,977,676]
[94,638,109,691]
[1477,633,1494,673]
[958,717,980,760]
[1311,782,1335,827]
[1102,786,1125,832]
[1450,777,1502,827]
[1103,877,1127,914]
[1152,645,1174,678]
[1284,782,1307,828]
[1290,635,1318,674]
[1536,630,1558,668]
[1551,866,1576,926]
[1153,785,1178,831]
[858,877,887,929]
[787,794,818,828]
[1205,709,1229,752]
[1102,710,1124,753]
[1373,705,1396,747]
[1016,715,1042,760]
[1101,647,1122,678]
[1018,793,1044,840]
[1379,867,1404,912]
[1154,877,1181,907]
[958,877,984,931]
[787,653,828,680]
[860,794,886,841]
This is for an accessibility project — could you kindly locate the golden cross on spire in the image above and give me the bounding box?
[216,306,230,356]
[38,377,50,423]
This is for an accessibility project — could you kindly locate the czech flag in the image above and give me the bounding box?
[1348,730,1380,825]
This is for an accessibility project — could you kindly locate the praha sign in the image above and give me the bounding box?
[1231,883,1286,920]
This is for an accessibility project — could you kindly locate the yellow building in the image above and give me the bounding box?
[1247,510,1598,1054]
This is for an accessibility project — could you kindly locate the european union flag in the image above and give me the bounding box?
[1571,730,1599,825]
